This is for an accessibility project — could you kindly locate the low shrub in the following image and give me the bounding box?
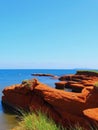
[22,79,32,88]
[22,80,29,84]
[94,82,98,88]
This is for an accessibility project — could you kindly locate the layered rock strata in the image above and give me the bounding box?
[55,71,98,92]
[2,72,98,129]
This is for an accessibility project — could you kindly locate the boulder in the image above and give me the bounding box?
[69,83,84,93]
[83,108,98,123]
[55,81,68,90]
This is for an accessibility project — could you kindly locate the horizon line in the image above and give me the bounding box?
[0,68,98,70]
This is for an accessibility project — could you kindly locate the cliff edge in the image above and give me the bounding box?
[2,71,98,129]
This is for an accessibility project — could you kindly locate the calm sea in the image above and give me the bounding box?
[0,69,76,130]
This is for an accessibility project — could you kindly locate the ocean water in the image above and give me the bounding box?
[0,69,76,130]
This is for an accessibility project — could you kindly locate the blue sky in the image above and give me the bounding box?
[0,0,98,69]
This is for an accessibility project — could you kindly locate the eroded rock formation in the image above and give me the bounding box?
[55,71,98,92]
[2,72,98,129]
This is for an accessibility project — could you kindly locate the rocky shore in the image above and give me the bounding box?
[2,71,98,129]
[31,73,57,77]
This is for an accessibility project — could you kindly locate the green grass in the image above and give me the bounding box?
[13,111,62,130]
[21,79,33,88]
[12,111,94,130]
[76,70,98,74]
[12,110,98,130]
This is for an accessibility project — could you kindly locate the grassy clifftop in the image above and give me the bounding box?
[76,70,98,76]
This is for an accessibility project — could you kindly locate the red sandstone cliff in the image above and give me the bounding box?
[2,73,98,129]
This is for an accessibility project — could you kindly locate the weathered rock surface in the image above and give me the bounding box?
[83,108,98,122]
[76,70,98,77]
[55,81,68,89]
[56,71,98,93]
[2,72,98,129]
